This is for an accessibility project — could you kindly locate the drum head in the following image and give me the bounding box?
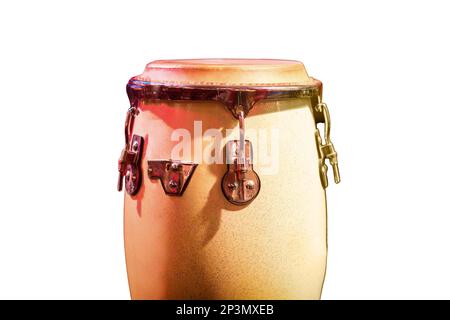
[136,58,319,87]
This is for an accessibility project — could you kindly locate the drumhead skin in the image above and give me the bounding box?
[123,59,327,299]
[136,59,320,87]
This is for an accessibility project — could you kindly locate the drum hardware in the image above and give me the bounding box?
[118,107,144,195]
[314,98,341,188]
[147,160,198,196]
[126,79,321,119]
[224,91,258,119]
[221,110,261,205]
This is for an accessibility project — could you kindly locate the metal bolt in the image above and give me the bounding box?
[246,180,255,190]
[169,180,178,189]
[227,182,237,189]
[170,162,180,171]
[132,141,139,151]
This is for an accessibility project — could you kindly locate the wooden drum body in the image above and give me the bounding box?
[118,59,340,299]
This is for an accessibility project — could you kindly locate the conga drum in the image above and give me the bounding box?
[117,59,340,299]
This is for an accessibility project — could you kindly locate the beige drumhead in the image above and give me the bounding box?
[136,58,320,87]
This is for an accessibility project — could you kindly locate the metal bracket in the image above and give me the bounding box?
[118,134,144,195]
[314,99,340,188]
[221,110,261,205]
[126,78,322,120]
[221,139,261,205]
[147,160,198,196]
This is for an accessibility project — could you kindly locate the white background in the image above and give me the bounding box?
[0,0,449,299]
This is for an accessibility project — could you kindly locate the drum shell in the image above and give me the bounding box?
[124,97,327,299]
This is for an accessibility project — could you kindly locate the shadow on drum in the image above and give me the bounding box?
[199,125,256,240]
